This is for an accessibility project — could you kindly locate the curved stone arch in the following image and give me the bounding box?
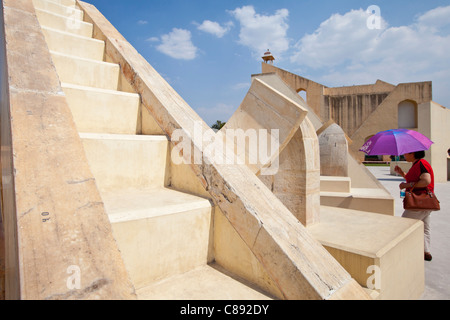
[222,78,320,226]
[297,88,307,103]
[259,116,320,226]
[317,121,349,177]
[398,99,418,129]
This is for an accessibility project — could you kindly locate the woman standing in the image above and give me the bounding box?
[395,151,435,261]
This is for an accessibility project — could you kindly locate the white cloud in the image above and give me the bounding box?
[416,5,450,34]
[157,28,198,60]
[137,20,148,25]
[229,6,290,59]
[146,36,159,42]
[197,20,233,38]
[289,6,450,108]
[291,9,388,69]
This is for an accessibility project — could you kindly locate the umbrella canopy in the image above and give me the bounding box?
[359,129,434,156]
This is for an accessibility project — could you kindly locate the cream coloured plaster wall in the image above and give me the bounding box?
[419,101,450,183]
[262,63,327,120]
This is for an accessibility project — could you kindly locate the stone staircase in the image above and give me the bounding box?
[320,176,394,215]
[32,0,273,300]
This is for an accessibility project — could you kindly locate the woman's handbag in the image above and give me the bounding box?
[403,184,440,211]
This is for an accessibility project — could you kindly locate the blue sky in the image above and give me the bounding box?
[85,0,450,126]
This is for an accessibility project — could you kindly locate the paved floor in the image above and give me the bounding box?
[367,166,450,300]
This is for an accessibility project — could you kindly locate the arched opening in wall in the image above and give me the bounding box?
[297,89,307,103]
[398,100,418,129]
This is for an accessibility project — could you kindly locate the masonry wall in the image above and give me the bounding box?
[1,0,136,299]
[265,61,450,181]
[350,82,432,153]
[1,1,19,299]
[262,63,327,120]
[419,101,450,182]
[324,93,389,137]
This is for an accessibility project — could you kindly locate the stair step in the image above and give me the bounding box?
[104,187,213,290]
[53,52,120,90]
[136,264,274,300]
[320,187,394,215]
[33,0,84,20]
[62,83,139,134]
[104,187,212,223]
[320,176,351,193]
[308,206,424,300]
[80,133,169,192]
[35,8,93,38]
[42,0,77,8]
[41,26,105,61]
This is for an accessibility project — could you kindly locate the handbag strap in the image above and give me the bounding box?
[409,183,433,196]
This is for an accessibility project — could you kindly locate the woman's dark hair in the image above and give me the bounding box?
[414,150,426,159]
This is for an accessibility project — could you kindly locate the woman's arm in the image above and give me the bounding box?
[394,165,405,178]
[399,172,431,189]
[414,172,432,188]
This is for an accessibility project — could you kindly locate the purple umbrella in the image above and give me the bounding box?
[359,129,434,156]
